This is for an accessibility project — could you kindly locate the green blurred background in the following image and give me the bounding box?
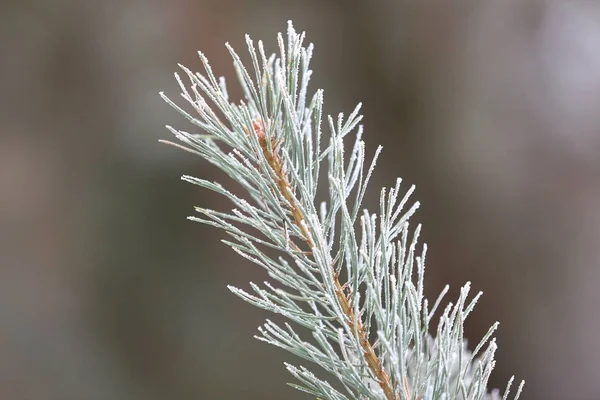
[2,1,600,399]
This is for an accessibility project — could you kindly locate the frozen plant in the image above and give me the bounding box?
[160,21,524,400]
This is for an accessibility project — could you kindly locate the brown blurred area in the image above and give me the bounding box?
[2,0,600,399]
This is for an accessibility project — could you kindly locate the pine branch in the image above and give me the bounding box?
[160,21,524,400]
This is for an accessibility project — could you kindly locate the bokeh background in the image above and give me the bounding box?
[3,0,600,399]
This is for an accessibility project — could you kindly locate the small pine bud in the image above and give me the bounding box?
[252,118,266,143]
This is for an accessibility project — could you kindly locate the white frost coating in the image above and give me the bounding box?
[162,20,522,400]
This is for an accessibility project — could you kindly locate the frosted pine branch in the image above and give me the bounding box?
[160,21,524,400]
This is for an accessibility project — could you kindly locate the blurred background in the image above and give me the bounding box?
[2,0,600,399]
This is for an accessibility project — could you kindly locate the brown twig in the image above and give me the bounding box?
[250,118,399,400]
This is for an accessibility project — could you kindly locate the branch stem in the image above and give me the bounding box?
[255,120,399,400]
